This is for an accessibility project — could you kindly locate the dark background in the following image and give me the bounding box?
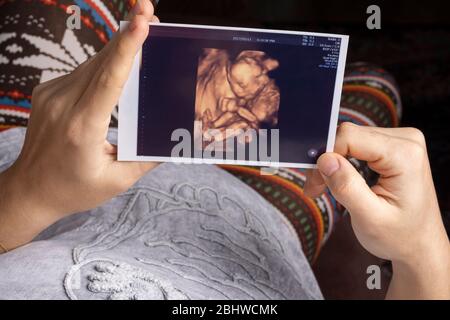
[157,0,450,220]
[138,28,341,163]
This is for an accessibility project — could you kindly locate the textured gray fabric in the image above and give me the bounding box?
[0,128,323,300]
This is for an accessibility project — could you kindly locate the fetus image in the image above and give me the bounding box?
[194,49,280,150]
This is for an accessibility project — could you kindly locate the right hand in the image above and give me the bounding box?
[304,122,450,299]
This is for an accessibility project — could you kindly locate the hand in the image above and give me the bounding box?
[0,0,158,250]
[304,122,450,299]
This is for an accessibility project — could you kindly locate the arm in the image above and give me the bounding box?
[0,0,158,253]
[305,122,450,299]
[387,247,449,299]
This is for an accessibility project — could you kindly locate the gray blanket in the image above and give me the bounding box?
[0,128,322,300]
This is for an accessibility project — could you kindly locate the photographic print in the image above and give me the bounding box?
[118,23,348,168]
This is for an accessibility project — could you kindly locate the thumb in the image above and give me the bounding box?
[317,153,379,218]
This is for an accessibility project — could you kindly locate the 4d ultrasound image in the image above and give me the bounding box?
[195,49,281,150]
[130,24,346,166]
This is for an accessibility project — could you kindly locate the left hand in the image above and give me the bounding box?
[0,0,158,250]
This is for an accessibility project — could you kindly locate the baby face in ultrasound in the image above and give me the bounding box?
[228,58,269,99]
[195,49,280,148]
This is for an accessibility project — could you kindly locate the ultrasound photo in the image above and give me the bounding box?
[195,49,280,150]
[118,23,348,168]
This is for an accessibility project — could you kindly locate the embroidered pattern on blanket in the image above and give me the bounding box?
[64,182,315,300]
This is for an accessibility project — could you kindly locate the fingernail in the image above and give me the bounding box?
[131,0,142,15]
[318,155,340,177]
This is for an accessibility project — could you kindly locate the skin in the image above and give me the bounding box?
[0,0,448,299]
[0,0,159,249]
[304,123,450,299]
